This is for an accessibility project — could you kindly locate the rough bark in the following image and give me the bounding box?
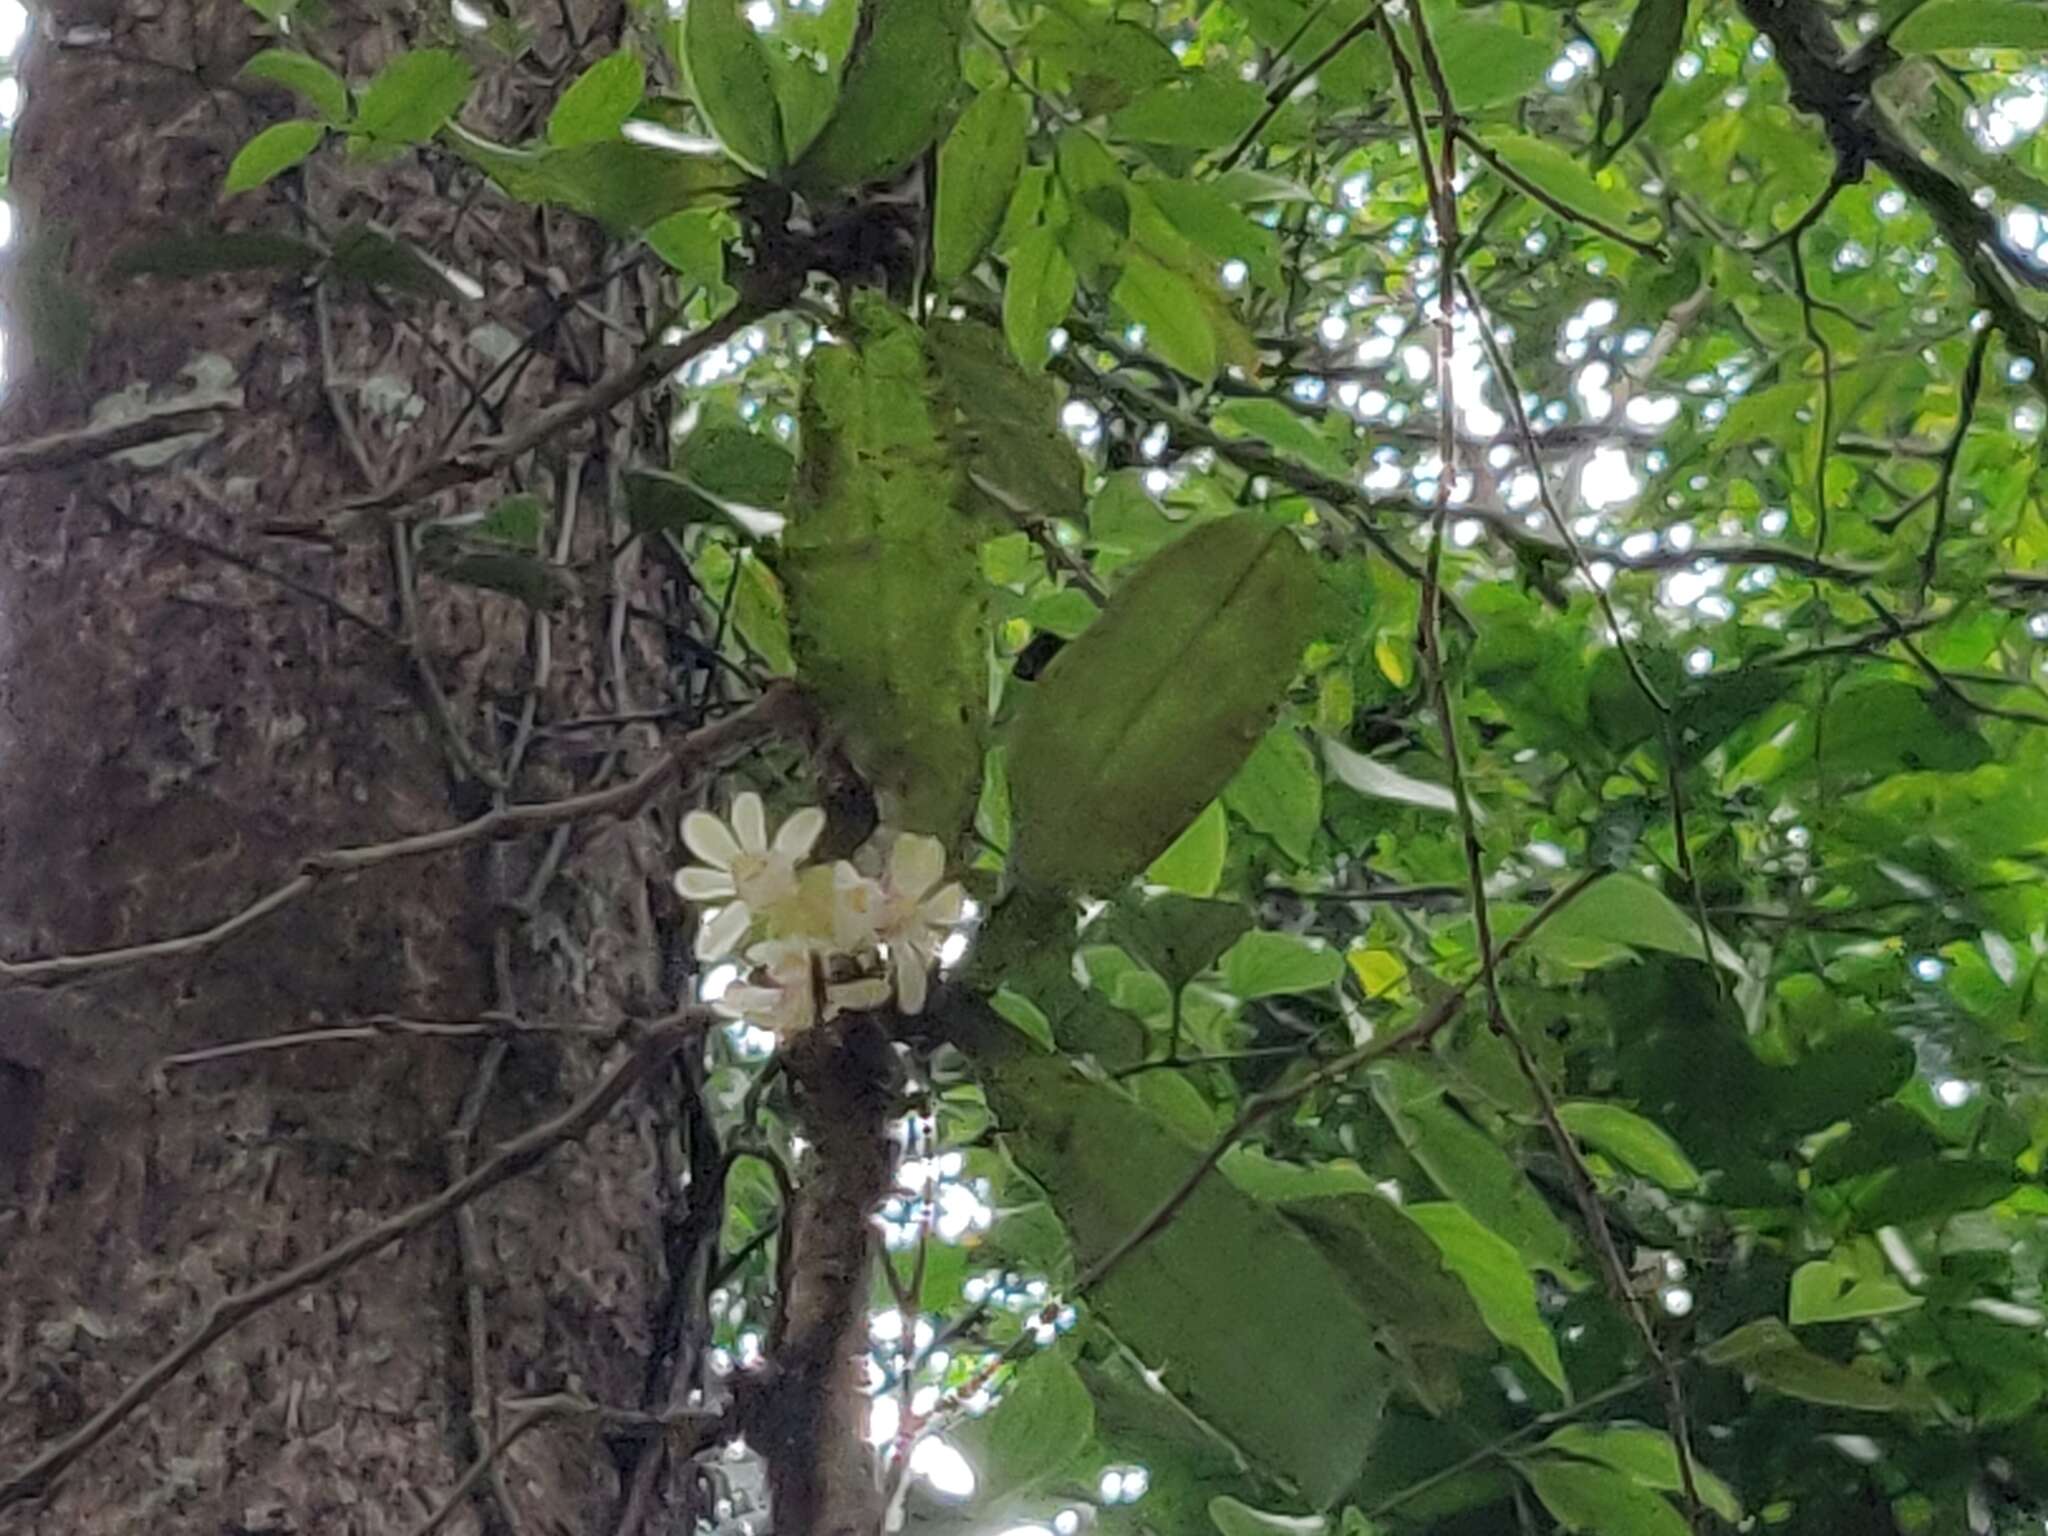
[0,0,735,1530]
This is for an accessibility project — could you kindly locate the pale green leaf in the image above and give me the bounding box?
[1556,1101,1703,1192]
[1221,930,1345,998]
[678,0,787,174]
[1892,0,2048,51]
[547,50,645,146]
[1407,1201,1568,1394]
[354,49,474,146]
[240,49,349,124]
[934,86,1031,284]
[223,119,326,194]
[1541,1424,1743,1524]
[1224,726,1321,862]
[1148,800,1229,896]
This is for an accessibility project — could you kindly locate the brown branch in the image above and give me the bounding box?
[1215,3,1391,174]
[0,1017,706,1513]
[0,685,807,987]
[1918,326,1990,602]
[158,1013,620,1070]
[0,406,224,477]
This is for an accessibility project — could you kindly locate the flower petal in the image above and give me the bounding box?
[828,976,893,1018]
[731,792,769,855]
[683,810,741,869]
[695,901,753,960]
[894,948,930,1015]
[921,882,968,926]
[889,833,946,901]
[674,865,737,902]
[775,805,827,863]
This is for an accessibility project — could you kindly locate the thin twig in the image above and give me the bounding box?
[1215,4,1390,174]
[0,406,225,476]
[158,1013,619,1070]
[0,1018,707,1512]
[1918,326,1991,603]
[332,304,762,527]
[1455,129,1667,259]
[0,688,805,986]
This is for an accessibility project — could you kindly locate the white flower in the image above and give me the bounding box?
[858,833,966,1015]
[674,793,825,959]
[717,939,891,1037]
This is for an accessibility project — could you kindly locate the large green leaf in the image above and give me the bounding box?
[1540,1424,1742,1523]
[1224,726,1322,862]
[547,50,645,147]
[925,318,1087,523]
[1003,224,1078,371]
[1555,1101,1703,1192]
[240,49,348,124]
[934,86,1032,285]
[1008,513,1318,891]
[223,120,325,194]
[1107,76,1266,149]
[353,49,473,149]
[447,129,742,232]
[1220,930,1345,998]
[951,1350,1094,1505]
[982,1047,1395,1507]
[1595,0,1688,159]
[1432,18,1558,112]
[781,294,987,838]
[791,0,969,190]
[1892,0,2048,50]
[1482,132,1656,237]
[1369,1062,1582,1279]
[1705,1320,1936,1413]
[1526,873,1740,975]
[1518,1455,1690,1536]
[1406,1201,1568,1394]
[677,0,786,175]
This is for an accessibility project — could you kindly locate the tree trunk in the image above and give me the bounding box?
[0,1,738,1530]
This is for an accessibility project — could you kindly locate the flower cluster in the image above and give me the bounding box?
[674,792,967,1035]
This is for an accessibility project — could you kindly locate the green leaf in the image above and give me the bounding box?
[1224,727,1321,862]
[1483,131,1656,237]
[1027,7,1182,115]
[1210,1497,1327,1536]
[1221,930,1344,998]
[547,50,645,147]
[952,1350,1094,1504]
[354,49,474,147]
[1789,1255,1924,1325]
[678,0,786,174]
[1540,1424,1743,1523]
[1323,737,1457,815]
[1527,873,1741,975]
[1704,1319,1934,1413]
[1212,398,1353,481]
[470,492,546,549]
[447,130,742,233]
[1145,177,1286,292]
[792,0,969,190]
[240,49,349,124]
[1555,1101,1702,1192]
[644,208,730,290]
[980,1048,1395,1508]
[1148,800,1229,896]
[1596,0,1688,159]
[1267,1185,1492,1352]
[1433,19,1558,112]
[934,85,1032,285]
[1114,252,1219,383]
[1003,224,1077,371]
[1370,1061,1581,1279]
[1108,75,1267,148]
[625,469,774,538]
[692,541,795,674]
[782,294,987,837]
[223,119,325,194]
[1836,1157,2019,1229]
[1406,1201,1568,1395]
[1892,0,2048,50]
[1519,1455,1690,1536]
[1105,893,1253,995]
[1008,513,1318,891]
[679,408,796,507]
[926,318,1087,523]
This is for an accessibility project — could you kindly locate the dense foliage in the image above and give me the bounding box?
[28,0,2048,1529]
